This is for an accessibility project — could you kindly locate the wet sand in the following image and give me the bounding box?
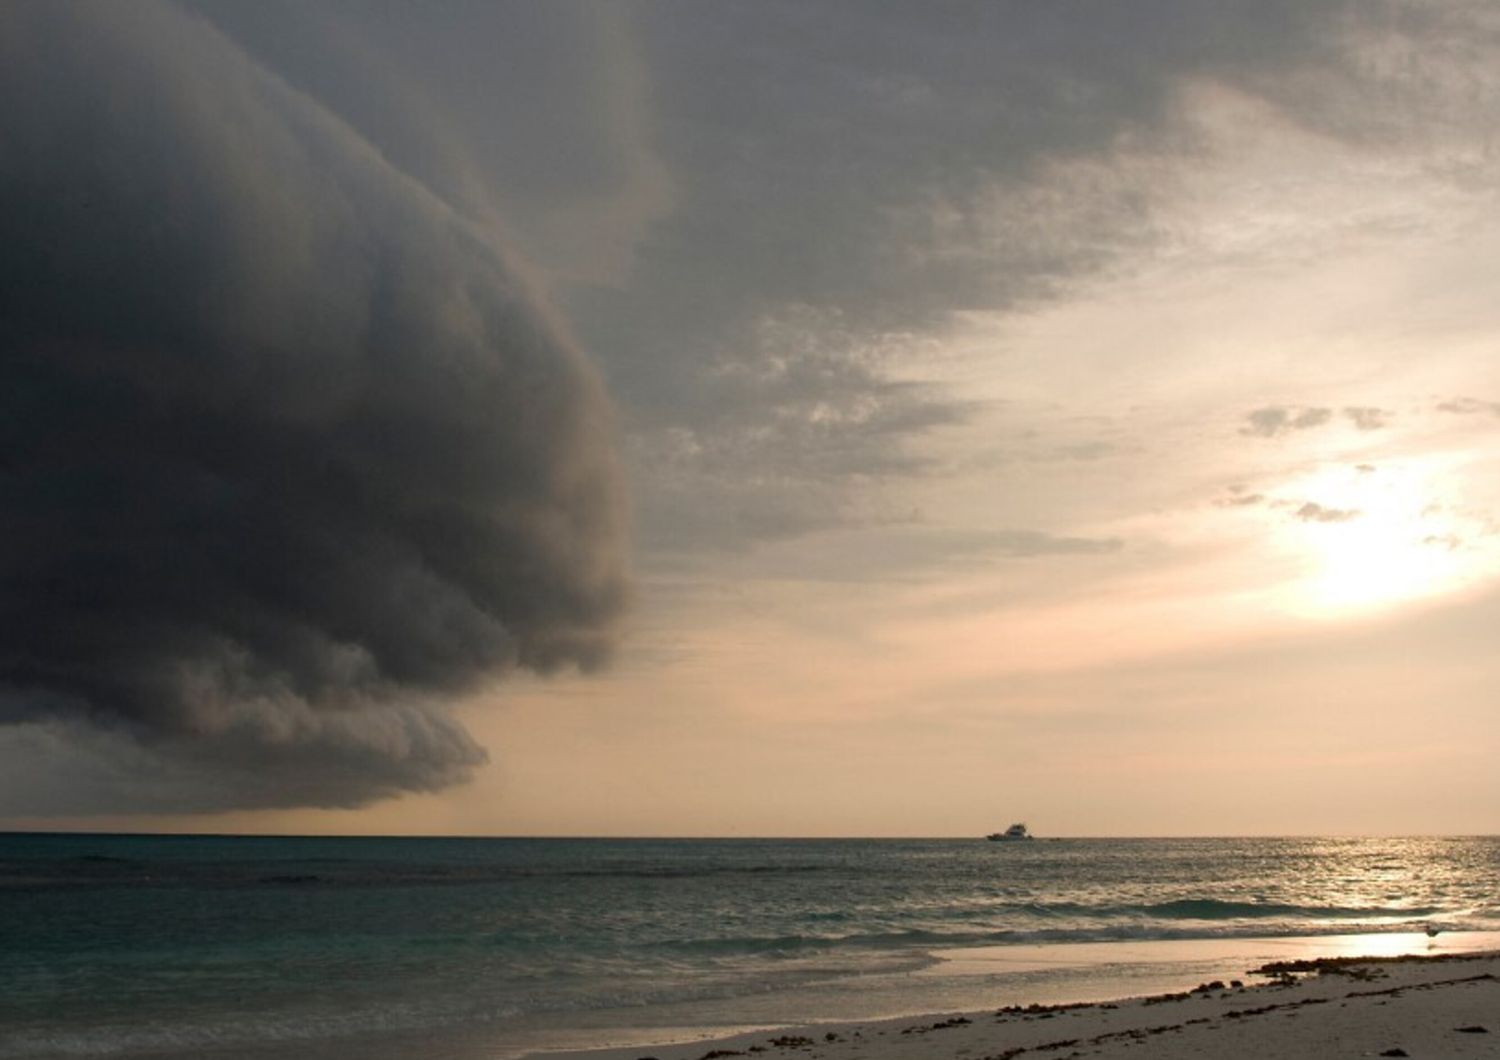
[536,950,1500,1060]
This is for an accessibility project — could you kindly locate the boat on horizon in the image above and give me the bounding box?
[986,822,1034,841]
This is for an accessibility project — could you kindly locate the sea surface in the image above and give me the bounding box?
[3,834,1499,1060]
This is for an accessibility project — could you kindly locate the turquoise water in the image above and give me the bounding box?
[2,834,1497,1058]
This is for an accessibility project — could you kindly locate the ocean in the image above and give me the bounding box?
[3,834,1498,1059]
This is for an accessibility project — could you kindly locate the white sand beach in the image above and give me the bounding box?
[541,950,1500,1060]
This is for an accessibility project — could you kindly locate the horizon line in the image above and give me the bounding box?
[3,829,1497,841]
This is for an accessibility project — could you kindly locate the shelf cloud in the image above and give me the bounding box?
[0,3,628,809]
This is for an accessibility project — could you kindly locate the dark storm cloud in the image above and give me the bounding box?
[0,4,627,809]
[188,1,671,288]
[622,0,1339,339]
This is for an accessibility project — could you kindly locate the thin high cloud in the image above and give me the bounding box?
[990,530,1124,557]
[0,4,628,811]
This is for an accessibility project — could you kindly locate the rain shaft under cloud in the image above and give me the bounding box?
[0,3,628,810]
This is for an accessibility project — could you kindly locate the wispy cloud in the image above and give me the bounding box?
[990,530,1124,557]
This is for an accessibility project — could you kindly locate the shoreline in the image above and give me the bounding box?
[527,947,1500,1060]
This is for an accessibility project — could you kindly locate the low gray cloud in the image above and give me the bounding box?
[1241,406,1334,437]
[1243,405,1394,438]
[0,4,627,810]
[1294,502,1361,524]
[1343,407,1392,430]
[1436,397,1500,417]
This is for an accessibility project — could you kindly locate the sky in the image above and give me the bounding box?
[2,1,1499,836]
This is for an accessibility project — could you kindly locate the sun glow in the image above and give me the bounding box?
[1279,459,1487,617]
[1301,511,1462,613]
